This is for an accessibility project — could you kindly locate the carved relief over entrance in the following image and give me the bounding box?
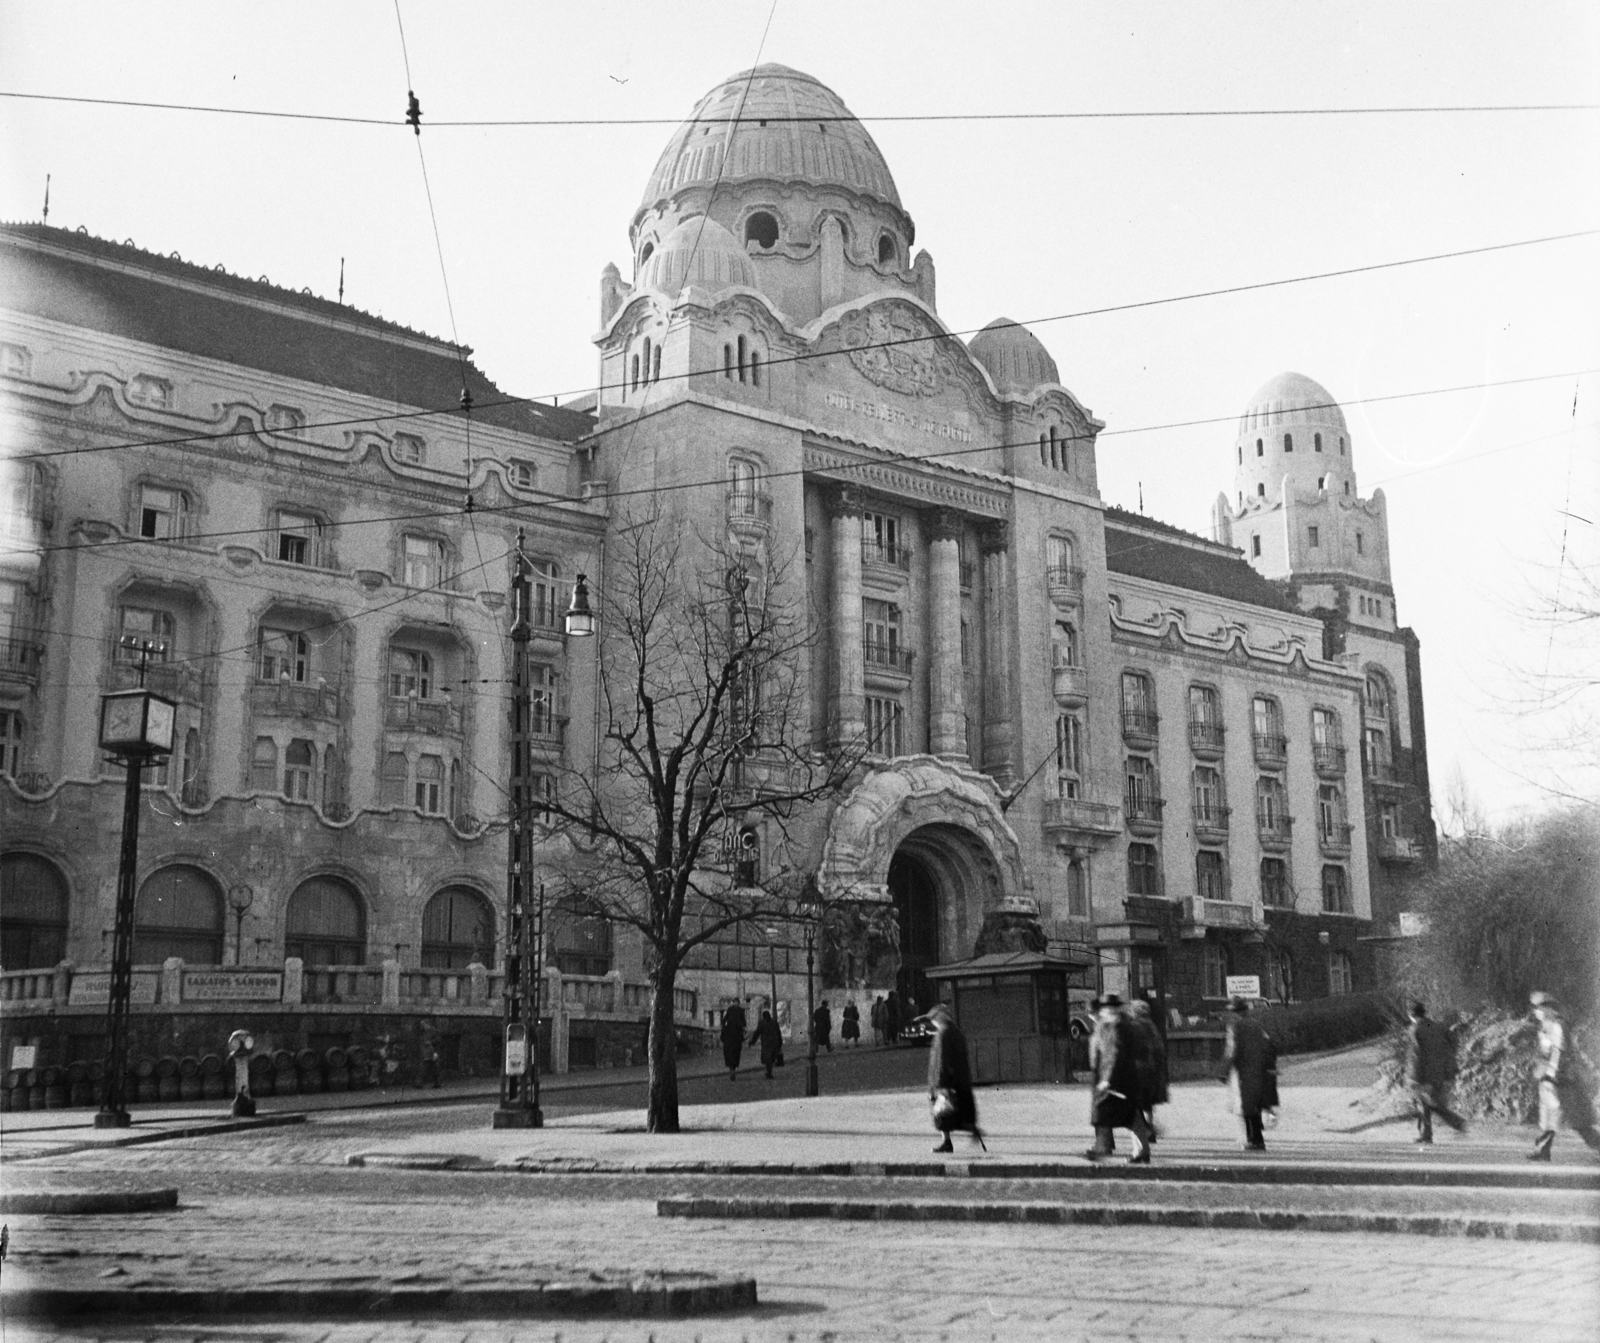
[838,306,950,397]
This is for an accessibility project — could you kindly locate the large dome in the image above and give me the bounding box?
[969,319,1060,395]
[637,216,754,296]
[640,64,902,216]
[1239,371,1347,434]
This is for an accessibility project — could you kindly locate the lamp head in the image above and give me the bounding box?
[565,572,596,637]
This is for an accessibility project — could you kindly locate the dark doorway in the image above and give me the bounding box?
[889,849,939,1015]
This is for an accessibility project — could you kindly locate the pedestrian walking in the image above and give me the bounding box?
[1126,998,1169,1143]
[1220,996,1277,1151]
[925,1003,986,1153]
[720,1000,747,1082]
[1404,1000,1465,1143]
[1085,994,1152,1163]
[1527,991,1600,1161]
[840,1000,861,1047]
[886,991,902,1045]
[812,1000,833,1053]
[750,1008,784,1080]
[870,994,887,1046]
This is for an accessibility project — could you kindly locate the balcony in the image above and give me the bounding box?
[726,489,773,535]
[384,695,462,736]
[1051,662,1088,706]
[1318,820,1354,856]
[1313,742,1347,777]
[1378,834,1422,864]
[527,700,568,752]
[1047,564,1085,605]
[1182,897,1262,935]
[1364,757,1406,790]
[862,539,912,573]
[1042,797,1122,844]
[111,658,201,703]
[1121,708,1159,746]
[863,641,915,683]
[1123,791,1165,835]
[250,678,340,724]
[1256,811,1294,850]
[1193,804,1231,841]
[1252,732,1288,766]
[0,636,41,684]
[1188,720,1225,758]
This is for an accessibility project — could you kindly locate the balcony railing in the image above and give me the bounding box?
[1378,834,1422,863]
[0,636,41,681]
[1042,797,1122,838]
[726,489,773,529]
[862,539,912,571]
[1193,803,1231,833]
[1188,721,1225,756]
[1364,756,1403,786]
[111,658,201,702]
[1257,811,1294,846]
[863,641,915,674]
[1051,663,1088,704]
[1124,791,1165,830]
[384,695,462,735]
[1252,732,1288,764]
[1047,564,1085,597]
[1313,742,1347,776]
[528,699,568,748]
[251,678,341,722]
[1318,820,1354,854]
[1122,708,1159,742]
[1182,897,1261,932]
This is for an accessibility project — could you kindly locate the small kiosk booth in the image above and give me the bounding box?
[925,949,1096,1084]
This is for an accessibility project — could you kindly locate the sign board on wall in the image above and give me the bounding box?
[1225,975,1262,1000]
[10,1046,38,1071]
[183,971,283,1002]
[68,971,159,1006]
[1100,964,1130,1000]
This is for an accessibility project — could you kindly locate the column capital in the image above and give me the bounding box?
[926,507,965,544]
[978,521,1010,556]
[824,484,864,520]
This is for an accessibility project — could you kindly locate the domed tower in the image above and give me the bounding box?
[628,64,933,324]
[1232,371,1354,508]
[969,318,1060,395]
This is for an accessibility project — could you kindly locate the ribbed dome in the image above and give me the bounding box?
[641,65,901,214]
[637,216,755,296]
[968,318,1060,394]
[1239,371,1347,433]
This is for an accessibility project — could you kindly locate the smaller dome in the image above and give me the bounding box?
[968,318,1059,394]
[1239,371,1347,434]
[637,216,754,297]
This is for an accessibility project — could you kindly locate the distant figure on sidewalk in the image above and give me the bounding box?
[886,991,902,1045]
[1527,991,1600,1161]
[720,1001,747,1082]
[1085,994,1152,1163]
[840,1000,861,1048]
[1126,998,1169,1143]
[925,1003,985,1153]
[1405,1000,1465,1143]
[750,1009,784,1080]
[1220,996,1277,1151]
[813,1001,833,1053]
[871,995,887,1046]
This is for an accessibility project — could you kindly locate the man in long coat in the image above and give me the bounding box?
[1405,1000,1465,1142]
[720,1001,747,1082]
[749,1009,783,1080]
[1221,996,1277,1150]
[926,1003,984,1153]
[1086,994,1152,1162]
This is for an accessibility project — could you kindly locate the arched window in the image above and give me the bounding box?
[1039,434,1048,466]
[723,343,733,380]
[1339,437,1346,455]
[285,875,366,965]
[380,752,409,807]
[1257,483,1265,497]
[551,896,612,976]
[638,241,654,269]
[1314,433,1323,453]
[1284,433,1293,453]
[737,335,747,384]
[249,737,278,792]
[1055,713,1082,798]
[652,344,662,384]
[743,211,779,250]
[0,852,69,968]
[878,233,896,265]
[1256,438,1263,458]
[1049,426,1059,469]
[1237,446,1242,465]
[389,648,432,699]
[284,738,315,801]
[642,337,652,384]
[421,886,493,968]
[629,352,640,393]
[1066,857,1089,918]
[181,727,202,805]
[415,754,443,814]
[133,864,224,965]
[749,349,760,386]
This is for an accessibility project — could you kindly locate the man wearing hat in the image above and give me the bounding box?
[1220,996,1277,1151]
[1405,1000,1465,1143]
[1084,993,1152,1162]
[1528,991,1600,1161]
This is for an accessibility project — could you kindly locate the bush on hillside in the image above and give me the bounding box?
[1251,989,1400,1056]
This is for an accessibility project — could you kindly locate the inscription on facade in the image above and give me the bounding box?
[183,970,284,1002]
[68,971,159,1006]
[824,391,973,443]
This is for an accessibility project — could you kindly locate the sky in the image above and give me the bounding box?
[2,1,1596,824]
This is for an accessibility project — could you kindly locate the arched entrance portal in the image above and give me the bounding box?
[886,823,1004,1014]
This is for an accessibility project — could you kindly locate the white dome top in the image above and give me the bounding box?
[968,318,1060,394]
[1239,371,1347,434]
[637,216,754,297]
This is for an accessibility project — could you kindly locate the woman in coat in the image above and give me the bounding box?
[1528,991,1600,1160]
[750,1009,784,1080]
[719,1001,747,1081]
[926,1003,986,1153]
[1086,994,1152,1162]
[840,1001,861,1047]
[1220,996,1277,1151]
[1126,998,1169,1142]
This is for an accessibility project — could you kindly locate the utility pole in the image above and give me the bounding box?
[495,532,542,1128]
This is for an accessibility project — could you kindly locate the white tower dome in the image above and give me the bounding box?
[1234,371,1354,506]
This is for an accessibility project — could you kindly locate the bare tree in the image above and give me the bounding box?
[538,510,866,1133]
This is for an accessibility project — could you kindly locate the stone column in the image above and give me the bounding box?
[827,486,866,747]
[979,522,1016,787]
[925,508,967,760]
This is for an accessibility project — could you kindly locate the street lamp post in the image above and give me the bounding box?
[95,637,176,1129]
[227,885,254,966]
[804,922,819,1098]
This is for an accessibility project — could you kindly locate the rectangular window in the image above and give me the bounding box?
[1380,803,1399,839]
[1307,525,1319,548]
[1322,865,1351,914]
[1127,842,1160,896]
[1363,727,1388,774]
[1355,532,1364,555]
[1260,857,1288,907]
[283,738,315,801]
[1055,714,1082,798]
[531,771,557,825]
[277,511,318,565]
[403,535,444,588]
[0,709,23,777]
[1053,620,1078,667]
[1125,755,1158,817]
[1312,707,1338,748]
[1318,784,1344,839]
[249,737,278,792]
[530,664,560,736]
[380,751,409,807]
[138,486,186,540]
[415,754,443,814]
[389,647,432,699]
[1203,943,1228,999]
[1066,858,1089,919]
[258,629,308,683]
[1192,766,1222,824]
[1121,671,1156,736]
[862,511,907,567]
[862,599,903,667]
[119,607,174,661]
[530,560,563,629]
[510,460,538,490]
[1251,535,1261,558]
[1328,950,1353,995]
[865,696,904,757]
[1195,850,1226,901]
[1252,696,1281,737]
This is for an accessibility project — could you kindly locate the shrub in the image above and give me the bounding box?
[1251,989,1401,1056]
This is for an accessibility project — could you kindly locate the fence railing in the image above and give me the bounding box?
[383,696,462,734]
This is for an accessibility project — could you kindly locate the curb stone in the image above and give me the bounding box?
[0,1274,758,1321]
[2,1114,306,1163]
[656,1196,1600,1243]
[0,1188,179,1215]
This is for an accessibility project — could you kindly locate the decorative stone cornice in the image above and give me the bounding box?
[925,507,965,543]
[803,443,1008,517]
